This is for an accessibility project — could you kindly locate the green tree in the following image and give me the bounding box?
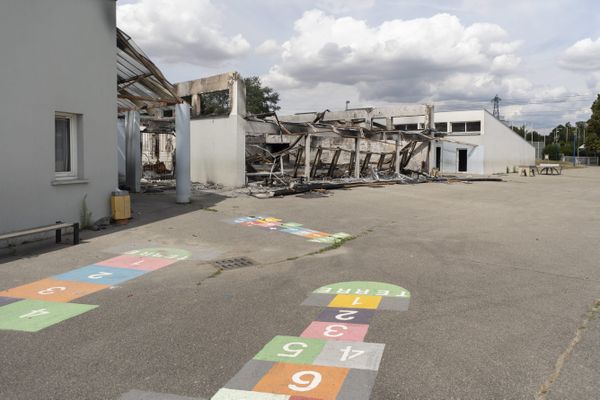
[244,76,281,115]
[543,143,561,160]
[585,132,600,155]
[587,94,600,135]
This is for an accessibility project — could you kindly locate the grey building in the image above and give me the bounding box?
[0,0,118,234]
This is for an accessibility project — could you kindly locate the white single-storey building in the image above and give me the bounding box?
[400,109,535,175]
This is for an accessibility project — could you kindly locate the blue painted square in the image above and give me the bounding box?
[53,265,146,285]
[0,296,21,307]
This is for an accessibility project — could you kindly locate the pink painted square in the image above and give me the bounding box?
[95,255,177,271]
[300,321,369,342]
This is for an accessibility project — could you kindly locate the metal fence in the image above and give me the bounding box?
[562,156,599,166]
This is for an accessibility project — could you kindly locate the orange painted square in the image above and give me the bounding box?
[0,278,109,303]
[328,294,382,310]
[253,362,348,399]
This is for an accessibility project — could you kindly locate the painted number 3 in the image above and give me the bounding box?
[288,371,322,392]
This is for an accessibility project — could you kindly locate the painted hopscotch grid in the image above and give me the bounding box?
[233,216,352,245]
[210,281,411,400]
[0,247,190,332]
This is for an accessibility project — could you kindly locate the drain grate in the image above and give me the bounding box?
[213,256,256,270]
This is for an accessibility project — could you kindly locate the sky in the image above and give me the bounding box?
[117,0,600,133]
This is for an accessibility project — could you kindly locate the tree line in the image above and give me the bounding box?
[511,94,600,160]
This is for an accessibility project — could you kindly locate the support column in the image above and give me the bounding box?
[304,134,312,182]
[395,137,401,175]
[354,136,362,179]
[176,102,191,204]
[125,110,141,193]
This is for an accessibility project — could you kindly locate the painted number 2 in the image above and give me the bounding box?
[278,342,308,358]
[335,310,358,321]
[288,371,322,392]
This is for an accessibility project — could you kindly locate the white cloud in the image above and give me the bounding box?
[117,0,250,66]
[559,37,600,71]
[316,0,376,13]
[264,11,524,103]
[255,39,280,56]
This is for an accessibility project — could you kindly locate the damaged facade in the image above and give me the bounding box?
[174,72,533,189]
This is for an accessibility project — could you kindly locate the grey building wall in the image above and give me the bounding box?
[0,0,117,235]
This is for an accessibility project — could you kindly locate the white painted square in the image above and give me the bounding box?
[314,340,385,371]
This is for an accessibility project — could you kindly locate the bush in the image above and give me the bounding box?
[543,143,561,160]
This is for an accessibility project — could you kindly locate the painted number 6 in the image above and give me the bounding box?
[288,370,322,392]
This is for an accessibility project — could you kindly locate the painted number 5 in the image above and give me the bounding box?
[288,371,322,392]
[277,342,308,358]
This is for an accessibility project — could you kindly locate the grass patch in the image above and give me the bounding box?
[202,208,218,212]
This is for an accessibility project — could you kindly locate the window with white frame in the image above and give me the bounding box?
[55,112,78,178]
[450,121,481,134]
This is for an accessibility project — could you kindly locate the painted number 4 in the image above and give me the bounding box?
[288,371,322,392]
[19,309,50,319]
[340,345,365,361]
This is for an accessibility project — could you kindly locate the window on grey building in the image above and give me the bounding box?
[55,113,78,178]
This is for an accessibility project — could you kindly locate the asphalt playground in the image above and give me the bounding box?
[1,168,599,400]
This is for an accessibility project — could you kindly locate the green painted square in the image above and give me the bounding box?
[253,335,326,365]
[0,299,98,332]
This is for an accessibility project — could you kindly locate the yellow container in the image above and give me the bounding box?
[111,191,131,221]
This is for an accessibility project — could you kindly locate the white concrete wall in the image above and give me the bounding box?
[482,111,535,172]
[189,80,246,187]
[0,0,117,234]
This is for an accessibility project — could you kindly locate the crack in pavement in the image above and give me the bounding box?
[536,298,600,400]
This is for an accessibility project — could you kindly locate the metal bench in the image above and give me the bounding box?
[0,222,80,246]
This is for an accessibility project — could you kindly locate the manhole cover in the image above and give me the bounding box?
[213,257,256,270]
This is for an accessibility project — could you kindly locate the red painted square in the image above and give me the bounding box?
[300,321,369,342]
[95,255,176,271]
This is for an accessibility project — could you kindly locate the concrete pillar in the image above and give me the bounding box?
[125,110,141,193]
[175,102,191,204]
[304,134,312,182]
[354,136,361,179]
[395,137,401,175]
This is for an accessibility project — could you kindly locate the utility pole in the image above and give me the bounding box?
[572,125,577,166]
[491,95,501,118]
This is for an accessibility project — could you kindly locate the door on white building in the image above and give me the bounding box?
[457,149,468,172]
[435,147,441,170]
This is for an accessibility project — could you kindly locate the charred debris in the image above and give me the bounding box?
[244,108,500,198]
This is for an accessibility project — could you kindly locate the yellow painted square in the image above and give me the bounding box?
[328,294,382,309]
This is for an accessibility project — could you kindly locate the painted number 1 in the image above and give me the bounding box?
[288,371,322,392]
